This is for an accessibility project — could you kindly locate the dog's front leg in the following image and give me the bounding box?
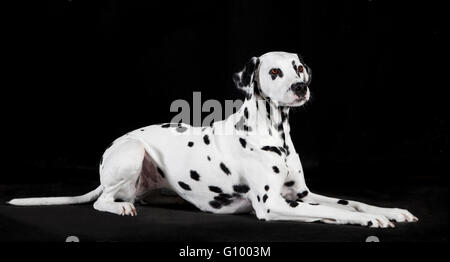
[308,193,418,223]
[281,144,417,224]
[248,179,394,227]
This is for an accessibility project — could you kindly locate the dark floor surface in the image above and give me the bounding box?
[0,176,447,242]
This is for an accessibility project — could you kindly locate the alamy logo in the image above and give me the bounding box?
[166,92,277,136]
[170,92,243,127]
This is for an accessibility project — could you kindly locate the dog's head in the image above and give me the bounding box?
[233,51,311,107]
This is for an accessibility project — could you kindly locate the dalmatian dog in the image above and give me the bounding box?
[9,51,418,228]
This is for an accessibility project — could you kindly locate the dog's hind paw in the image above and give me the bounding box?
[119,202,137,216]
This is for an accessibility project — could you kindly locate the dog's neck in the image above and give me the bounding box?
[231,93,291,153]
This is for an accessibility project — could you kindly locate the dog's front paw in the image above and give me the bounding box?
[382,208,418,223]
[359,213,395,228]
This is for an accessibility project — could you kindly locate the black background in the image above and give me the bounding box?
[4,0,447,187]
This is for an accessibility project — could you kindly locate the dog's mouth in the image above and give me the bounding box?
[294,96,307,102]
[292,98,307,106]
[290,92,310,106]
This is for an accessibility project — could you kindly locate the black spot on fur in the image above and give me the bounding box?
[281,145,289,155]
[203,135,210,145]
[264,185,270,191]
[207,155,211,161]
[140,129,145,131]
[232,193,242,198]
[257,195,260,202]
[239,138,247,148]
[262,194,268,203]
[267,209,270,213]
[254,80,263,97]
[367,221,373,227]
[276,123,284,132]
[220,162,231,175]
[178,181,191,191]
[214,195,232,206]
[286,199,299,207]
[281,110,289,123]
[244,107,249,119]
[284,145,290,156]
[297,190,309,199]
[261,146,282,156]
[157,167,165,178]
[219,193,232,199]
[233,184,250,193]
[309,203,320,205]
[284,181,295,187]
[265,101,271,119]
[190,170,200,181]
[338,199,349,205]
[272,166,279,173]
[187,141,194,147]
[209,200,222,209]
[208,186,223,193]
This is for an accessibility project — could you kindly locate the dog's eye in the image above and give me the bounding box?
[269,68,283,80]
[297,65,304,73]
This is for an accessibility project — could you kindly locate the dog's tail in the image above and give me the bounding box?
[7,185,104,206]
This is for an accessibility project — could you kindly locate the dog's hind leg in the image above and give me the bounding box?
[94,139,145,216]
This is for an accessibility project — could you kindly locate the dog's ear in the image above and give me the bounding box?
[297,53,312,84]
[305,64,312,84]
[233,57,260,96]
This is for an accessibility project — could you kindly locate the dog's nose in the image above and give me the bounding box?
[291,82,308,95]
